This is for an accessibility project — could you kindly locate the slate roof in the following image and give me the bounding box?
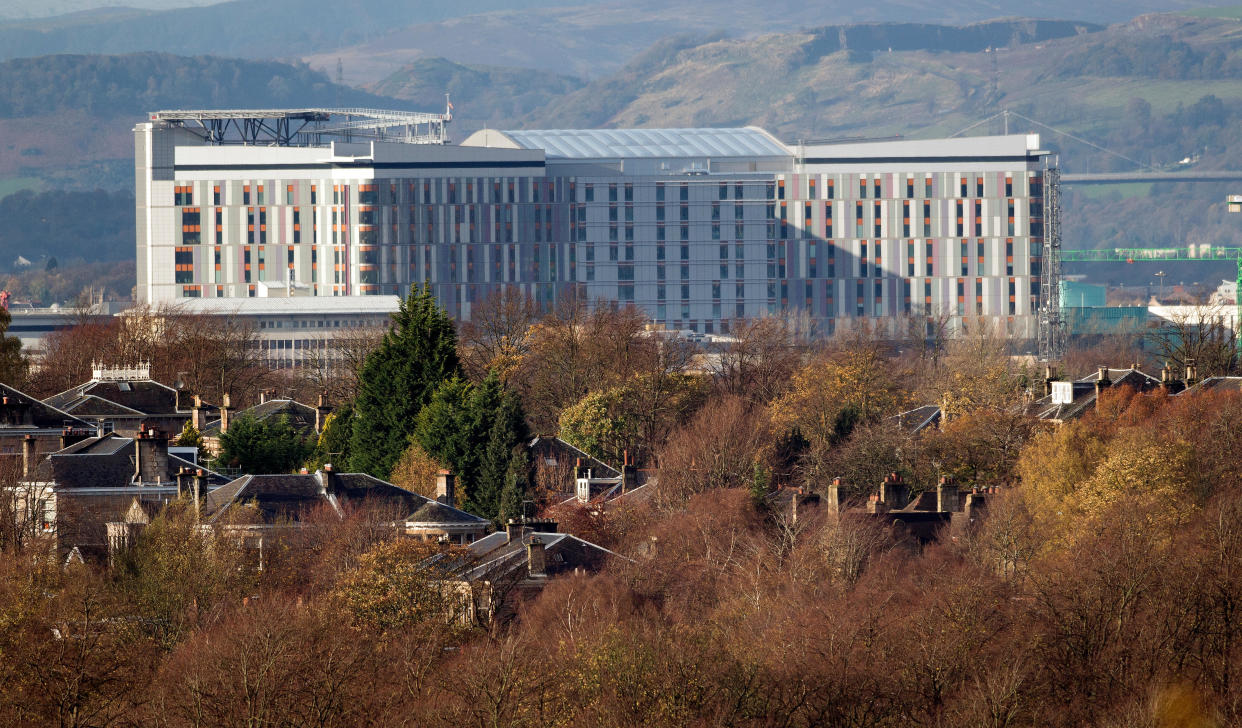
[0,382,95,433]
[202,399,317,437]
[46,378,188,419]
[1029,367,1160,421]
[891,404,942,433]
[1180,376,1242,394]
[39,433,230,489]
[529,436,620,478]
[203,470,488,527]
[452,531,620,583]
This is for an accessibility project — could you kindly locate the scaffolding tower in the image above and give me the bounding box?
[1037,161,1066,364]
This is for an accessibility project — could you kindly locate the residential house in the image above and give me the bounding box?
[0,381,96,476]
[28,425,229,560]
[43,363,213,437]
[200,393,329,455]
[440,516,621,626]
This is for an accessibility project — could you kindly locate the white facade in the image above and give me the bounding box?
[136,116,1049,339]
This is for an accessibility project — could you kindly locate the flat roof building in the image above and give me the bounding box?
[135,109,1050,339]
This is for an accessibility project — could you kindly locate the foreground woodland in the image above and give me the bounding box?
[2,289,1242,726]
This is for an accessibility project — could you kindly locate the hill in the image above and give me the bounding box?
[0,53,412,190]
[368,58,586,131]
[306,0,1221,84]
[0,0,611,61]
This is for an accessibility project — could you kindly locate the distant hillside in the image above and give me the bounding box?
[305,0,1214,84]
[0,0,609,61]
[368,58,585,131]
[0,53,402,119]
[0,53,414,189]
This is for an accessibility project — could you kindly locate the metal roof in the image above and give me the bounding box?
[497,127,790,160]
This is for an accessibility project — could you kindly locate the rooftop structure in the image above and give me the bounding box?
[149,107,452,146]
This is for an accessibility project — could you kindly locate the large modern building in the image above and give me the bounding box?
[135,109,1050,338]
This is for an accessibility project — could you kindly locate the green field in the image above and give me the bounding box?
[0,177,41,198]
[1185,4,1242,19]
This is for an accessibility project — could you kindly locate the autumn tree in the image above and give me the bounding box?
[459,287,538,383]
[710,316,803,403]
[655,396,770,508]
[770,348,911,451]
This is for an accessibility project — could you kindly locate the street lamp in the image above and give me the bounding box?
[1153,271,1166,303]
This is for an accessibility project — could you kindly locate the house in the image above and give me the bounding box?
[825,473,990,543]
[27,425,229,560]
[43,363,213,437]
[0,381,96,475]
[200,467,490,560]
[528,436,620,499]
[199,393,329,455]
[1028,365,1161,423]
[439,515,621,626]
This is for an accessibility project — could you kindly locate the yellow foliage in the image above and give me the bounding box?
[769,349,910,446]
[388,440,445,499]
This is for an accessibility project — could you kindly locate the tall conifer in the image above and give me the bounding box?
[350,286,460,477]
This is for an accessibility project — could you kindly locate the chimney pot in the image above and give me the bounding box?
[435,470,455,508]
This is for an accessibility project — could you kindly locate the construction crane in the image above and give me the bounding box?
[1060,244,1242,356]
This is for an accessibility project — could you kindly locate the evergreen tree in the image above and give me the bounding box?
[218,415,313,475]
[0,307,26,386]
[413,377,477,488]
[350,286,460,477]
[173,421,208,464]
[307,404,353,471]
[471,372,530,520]
[413,371,530,521]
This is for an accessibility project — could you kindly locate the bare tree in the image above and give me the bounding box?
[710,316,804,403]
[1145,302,1238,377]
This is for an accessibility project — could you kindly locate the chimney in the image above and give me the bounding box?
[866,493,888,514]
[176,467,192,499]
[506,518,527,543]
[191,395,205,431]
[827,477,848,514]
[134,427,169,484]
[321,463,340,494]
[879,472,909,510]
[1185,358,1198,387]
[1160,363,1171,392]
[964,491,988,521]
[259,390,267,405]
[21,434,35,479]
[527,536,547,577]
[314,392,330,434]
[936,476,960,513]
[192,469,206,522]
[620,450,638,494]
[435,470,455,508]
[1043,365,1054,398]
[219,393,232,434]
[60,427,91,450]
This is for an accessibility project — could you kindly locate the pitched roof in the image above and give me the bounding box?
[41,433,230,489]
[1180,376,1242,394]
[1029,366,1160,421]
[202,470,482,526]
[46,378,186,418]
[453,531,620,583]
[202,399,317,437]
[891,404,942,433]
[0,381,95,432]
